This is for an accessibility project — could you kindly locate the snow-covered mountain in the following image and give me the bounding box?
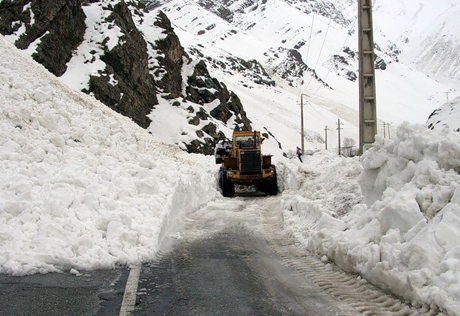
[146,0,458,153]
[1,0,458,155]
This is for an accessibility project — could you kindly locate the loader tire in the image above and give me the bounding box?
[220,167,235,197]
[265,165,278,196]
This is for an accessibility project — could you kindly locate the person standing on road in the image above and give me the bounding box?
[296,146,302,162]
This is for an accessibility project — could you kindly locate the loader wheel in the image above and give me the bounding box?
[265,165,278,196]
[220,167,235,197]
[218,167,224,190]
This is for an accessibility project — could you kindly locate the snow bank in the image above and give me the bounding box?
[0,37,218,276]
[279,123,460,315]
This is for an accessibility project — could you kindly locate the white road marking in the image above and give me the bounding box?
[119,264,141,316]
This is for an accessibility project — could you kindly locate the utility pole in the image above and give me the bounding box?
[358,0,377,154]
[383,121,386,138]
[300,94,308,155]
[324,125,329,150]
[337,119,343,155]
[446,92,450,101]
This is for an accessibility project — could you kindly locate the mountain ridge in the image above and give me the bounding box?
[1,0,458,155]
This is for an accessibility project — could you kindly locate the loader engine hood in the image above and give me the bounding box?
[240,150,262,174]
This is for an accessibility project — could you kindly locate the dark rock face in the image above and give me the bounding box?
[186,60,251,132]
[198,0,234,22]
[177,57,252,155]
[0,0,86,76]
[151,11,184,99]
[0,0,157,129]
[86,1,157,128]
[266,47,331,89]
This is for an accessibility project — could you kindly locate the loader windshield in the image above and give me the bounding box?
[235,135,259,149]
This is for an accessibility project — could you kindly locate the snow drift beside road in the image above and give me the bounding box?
[0,37,218,275]
[280,123,460,315]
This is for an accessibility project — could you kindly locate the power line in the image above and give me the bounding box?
[306,102,335,124]
[302,0,337,95]
[312,15,358,97]
[297,9,316,100]
[305,11,316,73]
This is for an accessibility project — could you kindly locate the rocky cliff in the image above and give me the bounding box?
[0,0,86,76]
[0,0,252,154]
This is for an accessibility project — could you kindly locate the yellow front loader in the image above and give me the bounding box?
[214,131,277,197]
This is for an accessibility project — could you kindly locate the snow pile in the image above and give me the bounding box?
[0,37,218,276]
[280,123,460,315]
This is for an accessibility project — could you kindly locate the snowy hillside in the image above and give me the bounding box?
[2,0,457,154]
[2,18,460,315]
[145,0,458,153]
[368,0,460,82]
[427,96,460,133]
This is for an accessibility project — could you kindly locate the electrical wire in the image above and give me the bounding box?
[302,0,338,96]
[305,10,316,76]
[311,16,357,98]
[297,8,316,102]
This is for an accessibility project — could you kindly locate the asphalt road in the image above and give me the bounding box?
[133,227,357,316]
[0,268,128,316]
[0,227,356,316]
[0,193,437,316]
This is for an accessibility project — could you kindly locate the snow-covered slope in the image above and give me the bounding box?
[0,36,218,275]
[427,96,460,132]
[372,0,460,82]
[147,0,458,153]
[2,0,457,155]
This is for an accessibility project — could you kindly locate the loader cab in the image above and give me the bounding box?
[233,133,260,153]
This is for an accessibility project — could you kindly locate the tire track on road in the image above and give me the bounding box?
[259,200,440,316]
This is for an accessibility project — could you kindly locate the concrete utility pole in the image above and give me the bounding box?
[383,122,391,139]
[324,125,329,150]
[446,92,450,101]
[337,119,343,155]
[300,94,308,154]
[358,0,377,154]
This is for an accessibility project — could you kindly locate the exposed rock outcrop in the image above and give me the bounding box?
[149,11,253,154]
[186,60,251,132]
[86,1,157,128]
[0,0,86,76]
[151,11,184,99]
